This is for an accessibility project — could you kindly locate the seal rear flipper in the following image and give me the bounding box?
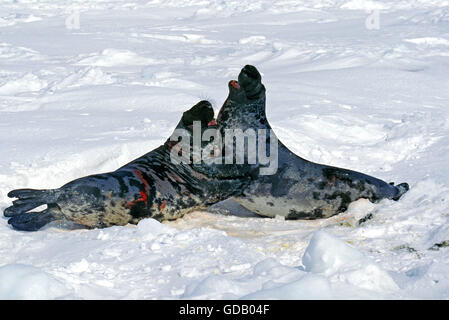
[7,205,63,231]
[4,188,61,217]
[392,182,409,201]
[4,198,47,217]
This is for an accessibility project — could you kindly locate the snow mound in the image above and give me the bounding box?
[0,73,47,95]
[76,49,164,67]
[182,256,334,300]
[243,274,333,300]
[407,6,449,24]
[302,231,399,293]
[0,13,42,28]
[136,218,175,238]
[183,275,249,299]
[73,67,115,87]
[341,0,387,10]
[45,67,115,93]
[0,43,42,61]
[405,37,449,47]
[0,264,68,300]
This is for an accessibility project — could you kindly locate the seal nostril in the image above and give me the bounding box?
[230,80,240,90]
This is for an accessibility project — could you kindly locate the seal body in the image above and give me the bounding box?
[235,145,405,219]
[4,101,248,230]
[215,65,409,219]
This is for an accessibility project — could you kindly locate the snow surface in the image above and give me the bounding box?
[1,0,449,299]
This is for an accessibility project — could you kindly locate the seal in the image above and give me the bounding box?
[4,100,249,231]
[214,65,409,219]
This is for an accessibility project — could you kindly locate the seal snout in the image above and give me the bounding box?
[238,65,264,100]
[241,65,261,81]
[182,100,214,127]
[229,80,240,90]
[392,182,410,201]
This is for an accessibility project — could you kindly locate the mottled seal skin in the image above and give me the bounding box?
[4,101,248,231]
[216,65,409,219]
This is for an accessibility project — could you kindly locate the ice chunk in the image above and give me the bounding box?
[137,218,174,237]
[302,231,399,293]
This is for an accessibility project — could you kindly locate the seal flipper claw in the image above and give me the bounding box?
[4,199,46,217]
[8,188,48,199]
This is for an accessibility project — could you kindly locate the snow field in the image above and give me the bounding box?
[1,0,449,299]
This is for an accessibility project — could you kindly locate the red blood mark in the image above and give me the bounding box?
[230,80,240,90]
[125,191,147,209]
[139,191,148,203]
[125,200,137,209]
[126,170,168,212]
[125,169,151,209]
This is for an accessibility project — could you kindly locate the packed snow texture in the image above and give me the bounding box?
[0,264,68,299]
[1,0,449,299]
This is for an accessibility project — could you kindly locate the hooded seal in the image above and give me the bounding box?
[4,101,249,231]
[215,65,409,219]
